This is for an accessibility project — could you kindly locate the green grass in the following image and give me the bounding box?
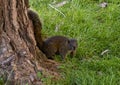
[29,0,120,85]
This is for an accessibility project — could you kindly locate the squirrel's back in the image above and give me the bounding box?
[45,36,69,44]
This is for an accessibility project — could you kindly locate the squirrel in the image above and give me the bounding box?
[27,11,77,60]
[26,1,77,60]
[41,36,77,60]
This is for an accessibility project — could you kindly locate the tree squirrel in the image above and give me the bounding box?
[42,36,77,60]
[27,4,77,60]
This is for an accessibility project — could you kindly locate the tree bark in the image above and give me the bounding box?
[0,0,46,84]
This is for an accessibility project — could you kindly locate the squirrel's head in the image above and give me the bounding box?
[68,39,77,51]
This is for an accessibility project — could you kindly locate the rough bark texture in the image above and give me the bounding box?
[0,0,48,84]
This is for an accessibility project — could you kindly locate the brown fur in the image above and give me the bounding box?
[42,36,77,60]
[27,9,43,49]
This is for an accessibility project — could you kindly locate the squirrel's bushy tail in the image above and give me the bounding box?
[28,9,43,49]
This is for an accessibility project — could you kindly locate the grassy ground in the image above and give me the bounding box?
[29,0,120,85]
[0,0,120,85]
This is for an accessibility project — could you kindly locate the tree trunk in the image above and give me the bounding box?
[0,0,48,84]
